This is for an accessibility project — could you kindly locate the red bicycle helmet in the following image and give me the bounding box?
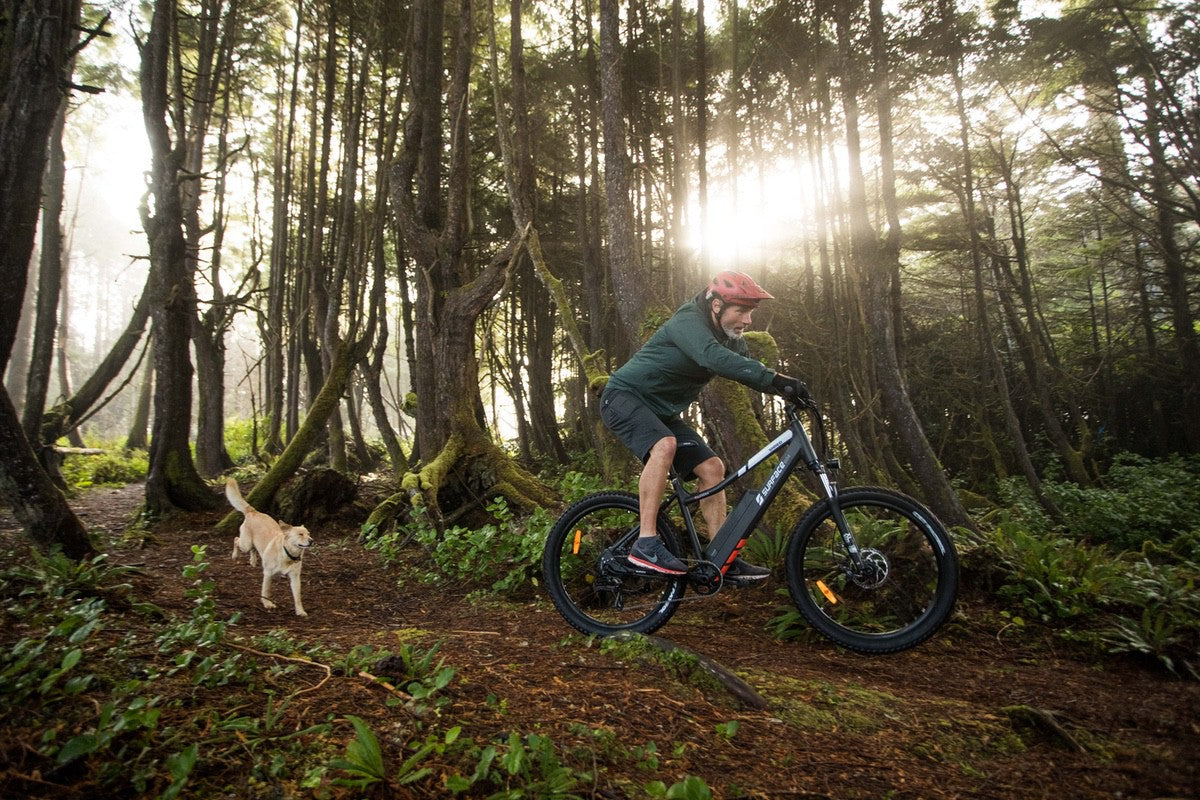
[706,271,774,307]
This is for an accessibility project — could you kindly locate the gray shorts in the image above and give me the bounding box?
[599,388,716,480]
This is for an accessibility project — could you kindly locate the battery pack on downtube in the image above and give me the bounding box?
[704,433,809,570]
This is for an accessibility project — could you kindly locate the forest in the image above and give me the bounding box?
[1,0,1199,797]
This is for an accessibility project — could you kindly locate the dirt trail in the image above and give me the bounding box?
[5,483,1199,799]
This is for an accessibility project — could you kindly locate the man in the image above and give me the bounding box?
[600,270,808,579]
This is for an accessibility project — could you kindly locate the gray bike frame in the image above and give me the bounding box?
[664,403,863,575]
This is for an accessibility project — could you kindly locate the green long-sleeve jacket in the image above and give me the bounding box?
[605,295,777,417]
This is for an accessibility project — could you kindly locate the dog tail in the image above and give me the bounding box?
[225,477,252,513]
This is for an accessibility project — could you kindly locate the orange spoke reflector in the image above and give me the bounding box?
[572,530,582,555]
[816,580,839,605]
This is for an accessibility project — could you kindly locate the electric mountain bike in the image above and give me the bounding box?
[541,392,959,654]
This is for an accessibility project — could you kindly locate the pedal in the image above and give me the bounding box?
[724,574,768,588]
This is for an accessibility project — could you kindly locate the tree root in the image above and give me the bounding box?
[635,633,771,711]
[363,430,556,538]
[1001,704,1088,752]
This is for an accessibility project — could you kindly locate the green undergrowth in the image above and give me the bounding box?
[59,440,148,489]
[958,456,1200,678]
[362,469,610,597]
[0,540,723,799]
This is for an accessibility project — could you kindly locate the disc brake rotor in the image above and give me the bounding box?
[848,548,889,589]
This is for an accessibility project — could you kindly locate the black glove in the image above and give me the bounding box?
[771,373,811,402]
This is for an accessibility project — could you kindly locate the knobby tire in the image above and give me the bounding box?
[542,491,685,637]
[785,486,959,654]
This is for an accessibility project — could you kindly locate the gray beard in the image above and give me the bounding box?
[722,326,744,339]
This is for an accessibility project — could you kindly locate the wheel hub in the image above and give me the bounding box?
[848,548,889,589]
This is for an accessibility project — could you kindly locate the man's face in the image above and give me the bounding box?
[712,300,755,339]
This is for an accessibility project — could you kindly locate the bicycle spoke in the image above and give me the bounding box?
[787,487,958,653]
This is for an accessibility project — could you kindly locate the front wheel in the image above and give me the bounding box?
[785,487,959,654]
[542,491,686,637]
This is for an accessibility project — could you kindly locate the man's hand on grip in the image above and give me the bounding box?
[770,373,811,402]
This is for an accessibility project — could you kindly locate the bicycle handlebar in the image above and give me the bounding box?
[779,385,831,466]
[778,383,818,412]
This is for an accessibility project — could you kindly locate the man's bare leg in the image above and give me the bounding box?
[693,456,727,539]
[639,437,676,538]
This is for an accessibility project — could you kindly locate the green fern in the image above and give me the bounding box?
[329,715,387,788]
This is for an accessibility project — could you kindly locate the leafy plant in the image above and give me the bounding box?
[397,497,553,595]
[1101,608,1196,677]
[645,775,714,799]
[154,546,246,686]
[448,731,586,799]
[714,720,740,740]
[972,522,1127,622]
[766,587,824,643]
[329,714,389,788]
[742,524,788,571]
[961,504,1200,676]
[998,454,1200,551]
[161,743,199,800]
[366,469,610,596]
[369,640,456,712]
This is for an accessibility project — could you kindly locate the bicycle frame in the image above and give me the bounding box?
[662,401,862,579]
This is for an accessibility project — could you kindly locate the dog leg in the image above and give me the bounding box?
[231,537,240,561]
[260,572,277,610]
[288,570,307,617]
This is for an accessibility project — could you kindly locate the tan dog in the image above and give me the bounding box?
[226,478,312,616]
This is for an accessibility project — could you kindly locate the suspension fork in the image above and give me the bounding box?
[817,474,864,568]
[802,433,867,571]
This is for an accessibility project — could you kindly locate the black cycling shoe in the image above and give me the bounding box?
[627,536,687,575]
[725,557,771,584]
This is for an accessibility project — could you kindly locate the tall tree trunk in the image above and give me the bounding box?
[5,270,35,412]
[191,6,241,478]
[939,7,1063,513]
[1143,77,1200,451]
[0,0,93,558]
[381,0,552,528]
[23,99,68,445]
[842,0,973,530]
[263,0,305,454]
[306,2,346,470]
[126,357,153,451]
[599,0,654,350]
[53,259,86,449]
[140,0,220,515]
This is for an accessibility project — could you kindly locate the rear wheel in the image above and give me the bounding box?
[543,491,685,636]
[785,487,958,654]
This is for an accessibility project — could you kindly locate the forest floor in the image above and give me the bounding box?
[3,481,1199,799]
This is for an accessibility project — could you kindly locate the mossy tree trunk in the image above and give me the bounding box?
[371,0,553,536]
[0,0,94,559]
[140,0,220,516]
